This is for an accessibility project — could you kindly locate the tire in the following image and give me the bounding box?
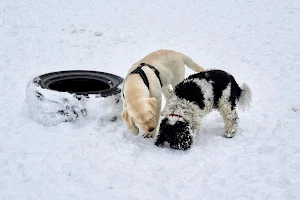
[25,70,124,126]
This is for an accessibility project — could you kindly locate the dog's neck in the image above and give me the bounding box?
[168,114,188,124]
[164,93,202,131]
[123,75,150,100]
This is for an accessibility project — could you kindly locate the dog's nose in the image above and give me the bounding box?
[148,128,154,132]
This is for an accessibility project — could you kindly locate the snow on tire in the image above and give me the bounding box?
[25,70,123,126]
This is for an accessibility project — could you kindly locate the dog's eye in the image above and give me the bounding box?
[147,116,154,122]
[142,116,153,124]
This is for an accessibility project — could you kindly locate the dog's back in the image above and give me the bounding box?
[174,70,251,110]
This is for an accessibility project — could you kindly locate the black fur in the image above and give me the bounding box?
[155,118,193,150]
[186,70,242,109]
[174,81,205,109]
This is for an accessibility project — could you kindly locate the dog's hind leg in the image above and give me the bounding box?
[218,103,238,138]
[171,66,185,89]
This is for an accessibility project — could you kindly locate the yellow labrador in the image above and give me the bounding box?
[121,50,205,138]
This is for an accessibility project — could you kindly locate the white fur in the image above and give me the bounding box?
[168,115,186,125]
[190,79,214,113]
[239,83,252,111]
[218,83,231,107]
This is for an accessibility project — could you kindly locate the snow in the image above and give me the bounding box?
[1,0,300,199]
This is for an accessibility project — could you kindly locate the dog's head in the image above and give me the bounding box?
[155,117,193,150]
[121,97,157,132]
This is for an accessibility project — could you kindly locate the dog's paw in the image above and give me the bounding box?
[224,131,234,138]
[143,131,156,138]
[129,126,139,135]
[155,140,164,147]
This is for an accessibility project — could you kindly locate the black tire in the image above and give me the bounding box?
[25,70,124,126]
[37,70,123,97]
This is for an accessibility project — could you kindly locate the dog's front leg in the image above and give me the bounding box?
[123,115,139,136]
[129,122,139,135]
[191,119,202,136]
[142,97,161,138]
[142,131,154,138]
[161,84,172,115]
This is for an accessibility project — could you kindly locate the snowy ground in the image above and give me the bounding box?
[1,0,300,199]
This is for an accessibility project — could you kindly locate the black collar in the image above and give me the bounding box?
[123,63,163,98]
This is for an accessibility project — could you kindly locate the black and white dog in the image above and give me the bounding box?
[155,70,252,150]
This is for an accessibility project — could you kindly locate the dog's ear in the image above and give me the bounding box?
[147,98,157,115]
[174,126,193,150]
[155,118,168,147]
[121,108,133,129]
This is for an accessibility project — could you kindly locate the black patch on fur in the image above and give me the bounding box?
[187,70,242,109]
[174,81,205,109]
[229,78,242,110]
[155,118,193,150]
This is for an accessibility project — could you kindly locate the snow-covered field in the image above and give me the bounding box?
[1,0,300,199]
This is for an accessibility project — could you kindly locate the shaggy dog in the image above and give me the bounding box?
[155,69,252,150]
[121,50,205,138]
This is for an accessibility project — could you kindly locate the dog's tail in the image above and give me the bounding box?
[238,83,252,111]
[178,52,205,72]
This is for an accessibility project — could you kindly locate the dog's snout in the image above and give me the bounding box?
[148,128,154,132]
